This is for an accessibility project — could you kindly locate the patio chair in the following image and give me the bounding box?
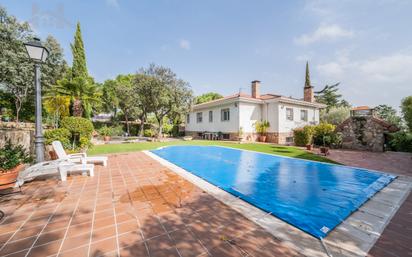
[16,159,94,186]
[52,141,108,166]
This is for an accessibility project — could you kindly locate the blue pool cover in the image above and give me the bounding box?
[151,146,396,238]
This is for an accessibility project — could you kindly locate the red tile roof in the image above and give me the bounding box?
[352,106,372,111]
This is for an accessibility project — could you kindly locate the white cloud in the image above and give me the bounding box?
[106,0,119,8]
[315,50,412,109]
[179,39,191,50]
[295,24,354,45]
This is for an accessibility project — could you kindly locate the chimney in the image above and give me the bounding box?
[304,61,314,102]
[304,86,314,102]
[251,80,261,98]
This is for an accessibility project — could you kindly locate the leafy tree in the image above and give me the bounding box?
[0,7,67,122]
[42,35,67,91]
[0,6,33,122]
[195,92,223,104]
[401,96,412,131]
[133,74,157,136]
[71,22,88,79]
[113,74,139,135]
[320,106,350,125]
[315,83,350,111]
[137,64,193,137]
[374,104,402,127]
[101,79,119,116]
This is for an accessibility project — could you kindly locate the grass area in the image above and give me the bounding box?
[88,140,339,164]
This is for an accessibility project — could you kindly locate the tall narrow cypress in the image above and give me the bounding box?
[71,22,88,79]
[304,61,311,88]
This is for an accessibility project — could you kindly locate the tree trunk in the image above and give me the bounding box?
[72,98,83,117]
[138,116,145,137]
[125,113,130,135]
[14,99,21,123]
[157,118,163,138]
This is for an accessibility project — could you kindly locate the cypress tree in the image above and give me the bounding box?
[304,61,311,88]
[71,22,88,79]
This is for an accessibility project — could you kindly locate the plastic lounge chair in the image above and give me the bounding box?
[52,141,107,166]
[16,159,94,186]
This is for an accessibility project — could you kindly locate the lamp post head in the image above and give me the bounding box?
[24,37,49,63]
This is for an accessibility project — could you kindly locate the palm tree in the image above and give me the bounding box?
[53,76,102,118]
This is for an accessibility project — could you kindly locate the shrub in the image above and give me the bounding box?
[293,125,315,146]
[111,125,124,136]
[162,122,174,135]
[60,117,94,149]
[388,131,412,152]
[44,128,71,148]
[144,128,155,137]
[97,125,113,137]
[0,140,32,171]
[313,123,341,147]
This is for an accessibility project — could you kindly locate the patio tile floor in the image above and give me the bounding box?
[0,152,302,257]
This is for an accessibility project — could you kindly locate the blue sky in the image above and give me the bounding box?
[3,0,412,110]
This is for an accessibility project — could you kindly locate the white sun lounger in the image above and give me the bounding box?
[52,141,108,167]
[16,159,94,186]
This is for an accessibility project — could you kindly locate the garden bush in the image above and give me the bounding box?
[313,123,341,147]
[44,128,71,149]
[111,125,125,136]
[293,125,315,146]
[388,131,412,152]
[144,128,155,137]
[60,117,94,149]
[97,125,113,137]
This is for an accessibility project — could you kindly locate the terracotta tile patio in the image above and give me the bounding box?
[0,152,301,257]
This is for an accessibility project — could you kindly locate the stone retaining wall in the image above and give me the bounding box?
[0,122,35,154]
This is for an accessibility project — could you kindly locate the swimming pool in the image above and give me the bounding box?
[151,146,396,238]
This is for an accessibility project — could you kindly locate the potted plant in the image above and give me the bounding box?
[98,126,113,142]
[0,141,32,191]
[254,120,270,142]
[238,127,244,143]
[314,123,335,156]
[320,135,330,155]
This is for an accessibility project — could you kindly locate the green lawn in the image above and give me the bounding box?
[87,140,339,164]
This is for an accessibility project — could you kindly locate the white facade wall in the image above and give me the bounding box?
[276,102,319,133]
[238,102,261,133]
[186,103,239,133]
[265,102,280,133]
[186,100,321,134]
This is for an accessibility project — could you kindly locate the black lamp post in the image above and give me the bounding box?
[24,37,49,163]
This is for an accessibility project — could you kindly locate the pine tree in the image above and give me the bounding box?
[71,22,88,79]
[304,61,312,88]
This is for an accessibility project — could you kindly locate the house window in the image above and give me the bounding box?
[286,137,294,143]
[286,108,294,121]
[209,111,213,122]
[196,112,202,123]
[221,108,230,121]
[300,110,308,121]
[186,114,190,124]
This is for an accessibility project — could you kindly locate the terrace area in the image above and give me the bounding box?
[0,148,411,257]
[0,152,300,257]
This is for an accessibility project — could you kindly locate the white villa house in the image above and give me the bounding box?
[185,76,326,144]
